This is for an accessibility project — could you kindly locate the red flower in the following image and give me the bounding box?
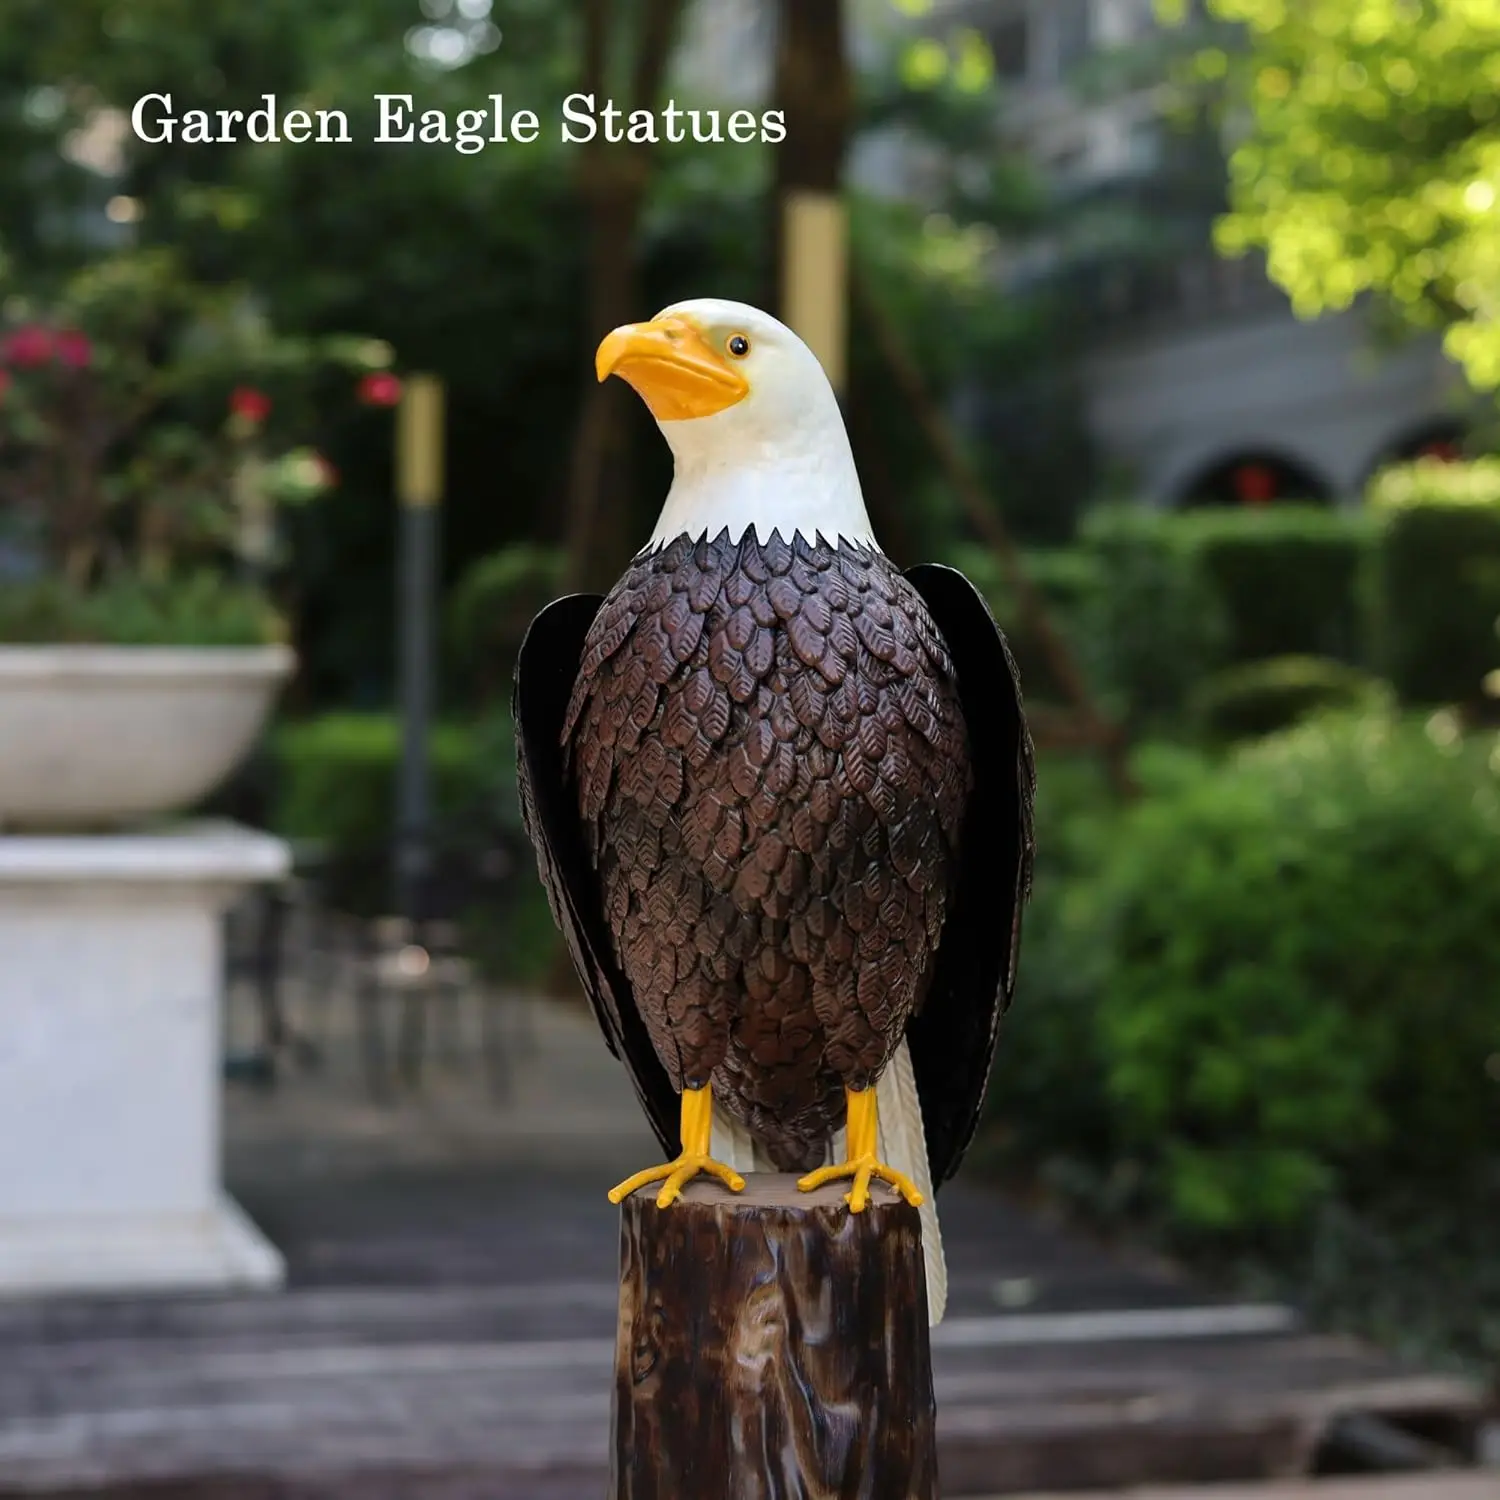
[2,325,55,368]
[229,385,272,424]
[54,329,92,369]
[1232,462,1277,505]
[357,371,403,407]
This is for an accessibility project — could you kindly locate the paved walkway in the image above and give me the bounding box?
[0,984,1483,1498]
[995,1481,1498,1500]
[223,986,1211,1318]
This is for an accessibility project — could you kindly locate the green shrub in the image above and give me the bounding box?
[1097,712,1500,1243]
[0,572,281,646]
[1370,459,1500,707]
[1191,655,1389,742]
[1075,506,1224,728]
[1182,506,1374,666]
[1075,504,1374,729]
[448,544,565,701]
[980,754,1123,1198]
[269,713,490,850]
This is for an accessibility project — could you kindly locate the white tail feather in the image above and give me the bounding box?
[707,1040,946,1325]
[710,1109,777,1174]
[876,1039,946,1325]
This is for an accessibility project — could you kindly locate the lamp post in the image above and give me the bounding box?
[394,374,444,923]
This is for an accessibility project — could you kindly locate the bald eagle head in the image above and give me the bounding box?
[595,297,877,551]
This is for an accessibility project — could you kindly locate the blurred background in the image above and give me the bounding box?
[0,1,1498,1497]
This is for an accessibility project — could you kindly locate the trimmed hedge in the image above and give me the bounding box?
[1369,459,1500,707]
[268,713,494,851]
[1185,506,1373,665]
[1074,507,1224,726]
[1076,505,1374,729]
[1190,654,1388,742]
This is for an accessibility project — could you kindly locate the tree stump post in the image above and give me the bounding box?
[611,1173,938,1499]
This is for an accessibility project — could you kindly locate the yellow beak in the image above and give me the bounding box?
[595,316,749,422]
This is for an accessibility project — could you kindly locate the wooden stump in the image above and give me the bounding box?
[611,1172,938,1500]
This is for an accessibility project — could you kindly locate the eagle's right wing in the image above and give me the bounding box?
[512,595,678,1158]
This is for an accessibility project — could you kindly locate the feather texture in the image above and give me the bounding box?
[876,1039,946,1325]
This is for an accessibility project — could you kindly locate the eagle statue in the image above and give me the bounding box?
[514,299,1034,1323]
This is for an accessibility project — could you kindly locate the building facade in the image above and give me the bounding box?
[951,0,1470,506]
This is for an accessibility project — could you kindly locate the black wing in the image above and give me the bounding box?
[902,563,1037,1186]
[513,595,678,1158]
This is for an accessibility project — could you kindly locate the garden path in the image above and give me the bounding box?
[0,988,1485,1498]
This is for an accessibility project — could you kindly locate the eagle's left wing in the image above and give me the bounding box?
[902,563,1037,1185]
[513,595,679,1158]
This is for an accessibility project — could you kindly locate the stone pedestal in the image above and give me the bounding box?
[0,822,289,1296]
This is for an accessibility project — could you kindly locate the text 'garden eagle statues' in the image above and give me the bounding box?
[515,299,1034,1325]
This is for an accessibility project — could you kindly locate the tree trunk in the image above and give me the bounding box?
[562,0,687,594]
[563,170,648,592]
[612,1173,939,1500]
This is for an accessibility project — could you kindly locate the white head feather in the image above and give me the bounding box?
[640,298,879,552]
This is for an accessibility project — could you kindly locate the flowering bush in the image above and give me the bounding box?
[0,247,395,644]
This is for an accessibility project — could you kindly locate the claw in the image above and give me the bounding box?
[796,1085,924,1212]
[607,1084,745,1207]
[609,1153,745,1207]
[797,1154,923,1212]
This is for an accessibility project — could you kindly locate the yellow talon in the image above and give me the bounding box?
[607,1085,746,1208]
[797,1086,925,1213]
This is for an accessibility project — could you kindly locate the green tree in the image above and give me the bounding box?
[1186,0,1500,389]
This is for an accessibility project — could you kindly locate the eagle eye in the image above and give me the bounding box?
[726,333,751,358]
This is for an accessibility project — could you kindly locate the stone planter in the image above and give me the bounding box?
[0,822,289,1295]
[0,645,294,830]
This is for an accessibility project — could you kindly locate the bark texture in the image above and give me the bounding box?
[612,1174,938,1500]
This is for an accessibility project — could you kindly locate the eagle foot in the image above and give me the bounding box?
[797,1087,925,1213]
[606,1085,745,1208]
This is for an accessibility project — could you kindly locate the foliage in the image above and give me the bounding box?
[0,571,279,646]
[447,544,566,702]
[978,753,1126,1205]
[0,246,383,643]
[1184,505,1374,664]
[1074,506,1225,727]
[1286,1192,1500,1375]
[1189,0,1500,390]
[1190,654,1389,741]
[1074,504,1375,726]
[1369,458,1500,705]
[1097,711,1500,1243]
[268,712,500,851]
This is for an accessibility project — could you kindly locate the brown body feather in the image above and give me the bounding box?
[561,528,970,1171]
